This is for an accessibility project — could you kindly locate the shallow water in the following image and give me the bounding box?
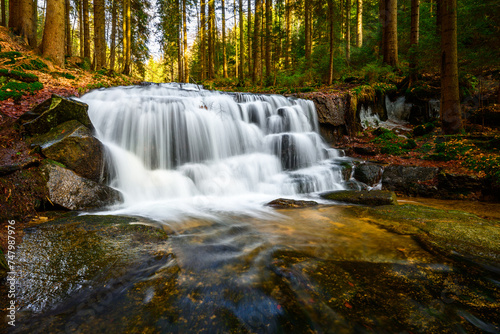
[11,206,500,333]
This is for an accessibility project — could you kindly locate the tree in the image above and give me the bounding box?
[41,0,66,67]
[356,0,363,47]
[9,1,21,33]
[327,0,334,85]
[247,0,252,75]
[183,0,188,82]
[200,0,206,80]
[20,0,37,48]
[383,0,398,67]
[285,0,291,68]
[83,0,91,60]
[94,0,106,70]
[253,0,262,83]
[304,0,311,65]
[1,0,6,27]
[109,0,119,71]
[346,0,351,62]
[123,0,132,74]
[222,0,227,78]
[238,0,244,81]
[265,0,272,79]
[440,0,462,134]
[208,0,215,79]
[409,0,419,84]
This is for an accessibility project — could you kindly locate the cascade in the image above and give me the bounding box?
[81,84,348,220]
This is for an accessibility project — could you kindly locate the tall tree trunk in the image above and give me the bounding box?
[356,0,363,47]
[440,0,462,134]
[122,0,131,74]
[436,0,441,35]
[200,0,206,80]
[83,0,90,60]
[42,0,66,67]
[20,0,37,47]
[177,0,183,82]
[265,0,272,79]
[379,0,385,57]
[409,0,419,84]
[346,0,351,61]
[183,0,188,82]
[65,0,72,56]
[304,0,311,65]
[94,0,106,69]
[327,0,334,85]
[222,0,227,78]
[1,0,6,26]
[383,0,398,67]
[285,0,291,69]
[247,0,252,76]
[208,0,215,78]
[79,0,84,58]
[238,0,244,81]
[109,0,118,71]
[9,0,21,33]
[253,0,262,83]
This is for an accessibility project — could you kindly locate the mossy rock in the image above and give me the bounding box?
[320,190,398,206]
[19,94,91,135]
[266,198,319,209]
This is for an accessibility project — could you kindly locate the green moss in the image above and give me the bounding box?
[0,51,22,59]
[0,80,43,101]
[20,59,49,70]
[51,71,76,80]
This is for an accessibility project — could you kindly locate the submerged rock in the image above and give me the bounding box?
[266,198,319,208]
[19,94,90,135]
[353,163,384,186]
[30,120,105,182]
[382,165,439,196]
[320,190,398,206]
[42,162,122,210]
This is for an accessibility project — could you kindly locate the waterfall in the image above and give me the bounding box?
[81,84,347,221]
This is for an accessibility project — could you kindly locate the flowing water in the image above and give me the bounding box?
[8,85,500,333]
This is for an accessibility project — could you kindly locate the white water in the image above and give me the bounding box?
[81,84,347,221]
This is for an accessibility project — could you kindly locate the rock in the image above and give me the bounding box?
[42,162,122,210]
[320,190,398,206]
[19,94,91,135]
[353,163,384,186]
[266,198,319,208]
[353,145,379,156]
[437,172,484,198]
[0,155,39,175]
[30,120,105,182]
[382,165,439,196]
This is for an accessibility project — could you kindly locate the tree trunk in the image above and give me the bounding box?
[79,0,84,58]
[253,0,262,83]
[346,0,351,62]
[410,0,419,84]
[1,0,6,27]
[285,0,291,69]
[94,0,106,69]
[65,0,72,56]
[83,0,90,60]
[440,0,462,134]
[9,0,21,33]
[328,0,334,85]
[109,0,118,71]
[42,0,66,67]
[238,0,244,81]
[200,0,206,80]
[304,0,311,65]
[265,0,272,79]
[356,0,363,47]
[208,0,215,79]
[122,0,131,74]
[222,0,227,78]
[177,0,183,82]
[247,0,252,76]
[383,0,398,67]
[183,0,188,82]
[19,0,37,47]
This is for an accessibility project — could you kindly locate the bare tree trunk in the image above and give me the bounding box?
[65,0,72,56]
[183,0,188,82]
[265,0,272,79]
[440,0,462,134]
[20,0,37,47]
[356,0,363,47]
[42,0,66,67]
[222,0,227,78]
[346,0,351,62]
[1,0,6,26]
[122,0,131,74]
[253,0,262,83]
[9,0,21,33]
[79,0,84,58]
[410,0,419,84]
[379,0,385,57]
[383,0,398,67]
[109,0,118,71]
[238,0,244,81]
[328,0,334,85]
[247,0,252,76]
[285,0,291,69]
[304,0,311,65]
[83,0,90,60]
[94,0,106,69]
[200,0,206,80]
[208,0,215,78]
[177,0,183,82]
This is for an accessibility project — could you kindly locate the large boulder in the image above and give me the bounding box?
[42,162,122,211]
[382,165,439,196]
[353,163,384,187]
[30,120,105,182]
[320,190,398,206]
[19,94,91,135]
[266,198,318,209]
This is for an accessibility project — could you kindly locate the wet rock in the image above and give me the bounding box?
[42,162,122,210]
[19,94,91,135]
[437,172,484,199]
[30,120,105,182]
[353,163,384,186]
[266,198,319,208]
[343,180,370,191]
[382,165,439,196]
[320,190,398,206]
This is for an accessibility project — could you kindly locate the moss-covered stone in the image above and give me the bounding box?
[321,190,398,206]
[266,198,318,208]
[19,95,91,135]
